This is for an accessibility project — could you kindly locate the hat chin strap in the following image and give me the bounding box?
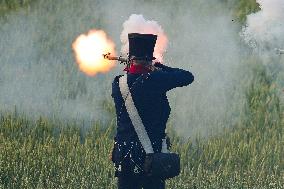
[130,55,156,61]
[132,61,152,66]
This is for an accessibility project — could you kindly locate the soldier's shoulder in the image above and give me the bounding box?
[145,70,165,79]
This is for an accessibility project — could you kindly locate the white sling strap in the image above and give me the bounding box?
[119,74,169,154]
[119,75,154,154]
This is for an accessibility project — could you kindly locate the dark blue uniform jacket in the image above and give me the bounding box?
[111,63,194,176]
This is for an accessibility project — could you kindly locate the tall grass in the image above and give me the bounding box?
[0,61,283,188]
[0,115,116,188]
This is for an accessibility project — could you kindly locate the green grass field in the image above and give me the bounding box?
[1,60,283,188]
[0,0,283,188]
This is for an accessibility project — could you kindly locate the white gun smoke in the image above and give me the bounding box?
[0,0,243,138]
[241,0,284,104]
[241,0,284,52]
[120,14,168,62]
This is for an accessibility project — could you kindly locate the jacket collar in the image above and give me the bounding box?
[124,63,152,74]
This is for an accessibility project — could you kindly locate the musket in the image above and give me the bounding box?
[275,48,284,55]
[103,52,161,72]
[103,53,129,64]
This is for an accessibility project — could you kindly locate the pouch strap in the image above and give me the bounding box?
[161,138,169,153]
[119,75,154,154]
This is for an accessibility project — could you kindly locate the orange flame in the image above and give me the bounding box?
[72,29,116,76]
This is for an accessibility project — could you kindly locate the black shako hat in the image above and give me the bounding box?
[128,33,157,60]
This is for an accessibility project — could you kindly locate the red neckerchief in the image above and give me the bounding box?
[124,63,152,74]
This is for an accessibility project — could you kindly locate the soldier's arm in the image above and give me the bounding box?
[147,63,194,92]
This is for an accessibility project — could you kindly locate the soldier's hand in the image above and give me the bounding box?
[153,62,163,68]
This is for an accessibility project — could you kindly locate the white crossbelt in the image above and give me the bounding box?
[119,75,168,154]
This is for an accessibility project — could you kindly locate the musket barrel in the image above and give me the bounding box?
[109,56,128,62]
[106,56,119,60]
[103,53,128,63]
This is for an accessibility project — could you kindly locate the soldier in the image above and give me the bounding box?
[111,33,194,189]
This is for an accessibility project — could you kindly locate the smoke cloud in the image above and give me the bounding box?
[241,0,284,103]
[241,0,284,51]
[120,14,168,62]
[0,0,243,137]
